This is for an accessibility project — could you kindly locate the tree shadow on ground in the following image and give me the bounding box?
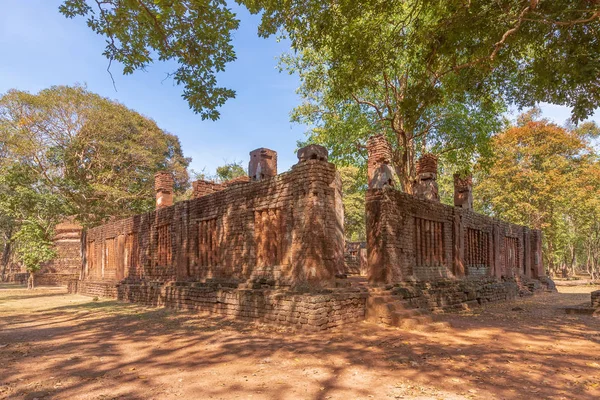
[1,288,600,399]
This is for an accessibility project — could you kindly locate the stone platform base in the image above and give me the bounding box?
[563,306,600,316]
[69,276,554,330]
[70,280,368,331]
[383,276,553,313]
[34,273,79,287]
[68,280,118,298]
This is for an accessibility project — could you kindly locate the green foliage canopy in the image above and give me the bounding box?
[0,85,190,227]
[339,166,366,241]
[475,111,600,275]
[215,161,247,182]
[59,1,600,129]
[60,0,239,120]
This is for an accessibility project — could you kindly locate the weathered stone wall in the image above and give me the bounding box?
[345,242,367,276]
[5,272,27,284]
[366,188,545,284]
[115,282,367,330]
[69,280,118,298]
[34,273,79,287]
[592,290,600,308]
[192,176,251,199]
[82,159,345,288]
[390,278,521,312]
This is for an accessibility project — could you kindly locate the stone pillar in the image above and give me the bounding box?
[413,154,440,202]
[155,171,174,209]
[249,148,277,181]
[493,225,502,278]
[454,174,473,210]
[367,135,397,189]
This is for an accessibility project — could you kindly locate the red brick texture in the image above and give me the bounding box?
[155,171,174,209]
[366,188,545,284]
[81,159,345,288]
[117,282,367,330]
[367,135,397,189]
[192,176,251,199]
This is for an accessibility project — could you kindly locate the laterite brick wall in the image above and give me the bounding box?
[366,188,544,284]
[116,283,367,330]
[82,159,345,288]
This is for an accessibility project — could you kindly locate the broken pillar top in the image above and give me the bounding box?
[413,154,440,202]
[453,174,473,192]
[367,134,393,163]
[367,134,397,189]
[297,144,328,163]
[416,153,438,175]
[248,148,277,181]
[154,171,174,209]
[154,171,174,193]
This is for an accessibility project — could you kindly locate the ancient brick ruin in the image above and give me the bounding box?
[69,146,360,330]
[365,135,553,319]
[5,219,83,286]
[64,137,554,330]
[345,242,367,276]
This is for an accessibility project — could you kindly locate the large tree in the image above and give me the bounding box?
[59,1,600,132]
[0,162,65,285]
[475,110,600,276]
[268,1,600,189]
[0,85,190,227]
[283,48,505,191]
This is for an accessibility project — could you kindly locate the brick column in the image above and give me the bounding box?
[532,229,544,277]
[155,171,174,209]
[452,210,465,277]
[367,135,397,189]
[523,227,532,278]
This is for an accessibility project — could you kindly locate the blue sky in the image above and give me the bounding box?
[1,1,598,175]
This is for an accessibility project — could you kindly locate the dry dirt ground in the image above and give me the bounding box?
[1,284,600,400]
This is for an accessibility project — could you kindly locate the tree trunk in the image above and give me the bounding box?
[1,242,10,282]
[0,228,13,282]
[569,244,576,276]
[27,271,34,289]
[392,129,416,194]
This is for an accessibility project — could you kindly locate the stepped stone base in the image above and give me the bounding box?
[70,280,368,331]
[69,276,552,331]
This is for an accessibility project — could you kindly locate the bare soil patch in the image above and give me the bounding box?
[1,284,600,400]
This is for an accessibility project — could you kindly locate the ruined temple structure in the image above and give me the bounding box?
[345,242,367,276]
[65,137,554,331]
[7,219,84,286]
[365,135,554,323]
